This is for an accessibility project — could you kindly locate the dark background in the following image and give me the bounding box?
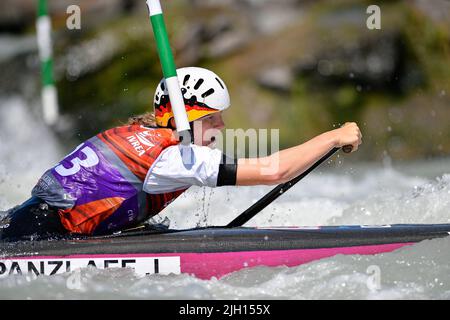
[0,0,449,162]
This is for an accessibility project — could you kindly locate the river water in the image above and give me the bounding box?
[0,97,449,300]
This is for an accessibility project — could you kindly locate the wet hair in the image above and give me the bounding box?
[127,112,157,127]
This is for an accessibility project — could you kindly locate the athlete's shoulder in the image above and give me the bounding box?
[98,125,178,142]
[156,144,223,166]
[100,124,152,135]
[145,144,224,193]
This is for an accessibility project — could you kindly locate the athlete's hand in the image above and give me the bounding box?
[332,122,362,152]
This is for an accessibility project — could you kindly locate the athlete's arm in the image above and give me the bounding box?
[236,122,362,186]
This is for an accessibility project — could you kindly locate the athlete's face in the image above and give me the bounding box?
[194,112,225,147]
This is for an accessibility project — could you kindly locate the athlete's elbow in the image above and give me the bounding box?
[237,156,290,185]
[263,169,291,185]
[259,159,291,184]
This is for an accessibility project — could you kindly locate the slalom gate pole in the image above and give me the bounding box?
[145,0,191,143]
[37,0,59,125]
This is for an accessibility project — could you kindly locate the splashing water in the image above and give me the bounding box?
[0,97,63,209]
[0,97,449,299]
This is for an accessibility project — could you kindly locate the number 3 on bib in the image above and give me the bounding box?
[55,146,100,177]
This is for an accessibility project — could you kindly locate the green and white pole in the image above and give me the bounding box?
[37,0,59,125]
[145,0,191,142]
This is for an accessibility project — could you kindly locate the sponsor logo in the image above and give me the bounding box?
[0,216,11,229]
[127,131,155,156]
[0,256,181,277]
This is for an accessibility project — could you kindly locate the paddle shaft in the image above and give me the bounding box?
[226,147,344,228]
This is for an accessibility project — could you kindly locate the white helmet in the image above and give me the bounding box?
[153,67,230,127]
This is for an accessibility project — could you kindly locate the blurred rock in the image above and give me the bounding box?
[0,0,34,33]
[0,0,448,160]
[0,0,139,34]
[256,66,294,93]
[60,31,123,81]
[206,31,250,58]
[294,33,424,94]
[174,23,204,66]
[413,0,450,25]
[0,36,38,95]
[0,35,36,64]
[247,1,304,35]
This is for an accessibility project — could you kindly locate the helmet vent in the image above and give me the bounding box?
[201,88,215,98]
[194,78,204,90]
[160,81,165,91]
[215,77,225,89]
[183,74,190,86]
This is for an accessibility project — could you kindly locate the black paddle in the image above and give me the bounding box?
[226,146,352,228]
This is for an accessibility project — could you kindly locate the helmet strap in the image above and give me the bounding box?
[167,117,195,144]
[188,122,195,144]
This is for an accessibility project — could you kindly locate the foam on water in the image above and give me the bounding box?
[0,97,449,299]
[0,97,63,209]
[331,173,450,226]
[1,236,449,300]
[162,167,448,228]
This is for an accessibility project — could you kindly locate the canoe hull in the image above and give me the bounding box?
[1,224,448,279]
